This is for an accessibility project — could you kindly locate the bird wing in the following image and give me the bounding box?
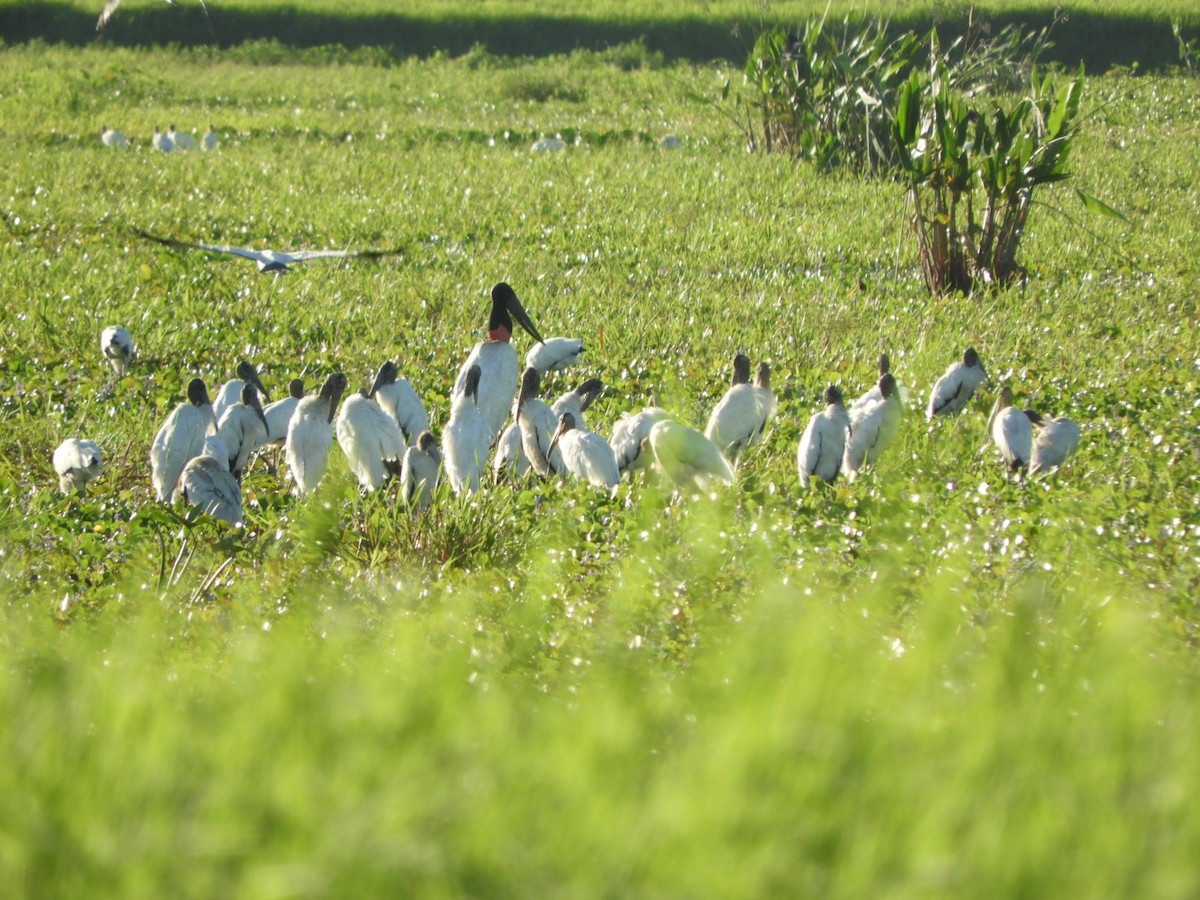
[97,0,123,31]
[134,229,267,263]
[281,247,402,262]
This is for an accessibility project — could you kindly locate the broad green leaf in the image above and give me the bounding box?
[1076,189,1128,221]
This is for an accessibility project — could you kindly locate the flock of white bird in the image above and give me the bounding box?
[100,124,219,153]
[53,285,1081,525]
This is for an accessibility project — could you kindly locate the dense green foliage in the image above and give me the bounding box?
[1,10,1198,894]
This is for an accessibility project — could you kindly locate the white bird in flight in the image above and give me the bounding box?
[97,0,211,33]
[134,228,403,274]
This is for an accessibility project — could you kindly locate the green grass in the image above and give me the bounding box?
[1,9,1199,895]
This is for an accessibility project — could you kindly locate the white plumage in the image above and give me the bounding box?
[444,365,493,495]
[752,362,779,445]
[215,384,269,478]
[136,229,401,274]
[704,353,758,460]
[798,385,851,488]
[285,373,347,496]
[492,422,530,480]
[547,413,620,488]
[213,361,270,424]
[262,378,305,447]
[179,436,243,526]
[515,367,563,478]
[53,439,102,494]
[987,386,1034,472]
[99,126,127,148]
[100,325,134,377]
[401,431,442,511]
[150,377,216,503]
[647,419,735,490]
[551,377,604,434]
[526,337,585,373]
[452,282,544,446]
[843,374,903,482]
[610,405,669,475]
[336,392,406,492]
[849,353,891,415]
[168,125,196,150]
[1029,412,1082,475]
[151,126,175,152]
[201,125,219,152]
[927,347,988,421]
[369,360,428,444]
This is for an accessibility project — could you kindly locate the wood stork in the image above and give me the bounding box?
[99,126,127,148]
[213,360,270,423]
[798,385,851,488]
[752,362,779,445]
[336,391,406,492]
[368,360,428,444]
[151,127,175,153]
[1027,410,1082,475]
[100,325,133,376]
[546,412,620,488]
[401,431,442,511]
[53,439,102,494]
[531,137,567,152]
[201,125,219,152]
[849,353,891,415]
[610,404,669,475]
[444,365,492,495]
[493,423,530,480]
[551,377,604,433]
[215,383,269,479]
[262,378,305,448]
[180,436,243,527]
[843,373,903,482]
[515,367,564,478]
[285,373,347,496]
[927,347,989,421]
[526,337,585,374]
[987,385,1033,472]
[134,228,403,274]
[704,353,758,460]
[646,419,735,490]
[97,0,211,33]
[168,125,196,151]
[452,282,545,444]
[150,377,216,503]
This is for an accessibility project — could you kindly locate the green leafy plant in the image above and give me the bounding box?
[1173,20,1198,74]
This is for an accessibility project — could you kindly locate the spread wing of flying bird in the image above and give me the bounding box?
[134,228,403,273]
[97,0,211,33]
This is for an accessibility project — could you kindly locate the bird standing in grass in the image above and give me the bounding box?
[99,126,127,148]
[987,385,1033,472]
[168,125,196,150]
[646,419,735,490]
[401,431,442,511]
[526,337,585,374]
[201,125,219,152]
[844,373,903,482]
[610,403,669,476]
[444,365,492,495]
[53,439,102,494]
[100,325,134,377]
[151,126,175,152]
[927,347,988,421]
[547,412,620,488]
[180,436,243,526]
[262,379,305,449]
[452,282,544,445]
[704,353,757,461]
[285,373,347,496]
[1028,410,1082,475]
[213,361,271,423]
[369,360,428,445]
[515,367,563,479]
[798,385,851,488]
[850,353,891,415]
[150,377,216,503]
[751,362,778,446]
[551,377,604,433]
[336,391,406,492]
[215,384,269,479]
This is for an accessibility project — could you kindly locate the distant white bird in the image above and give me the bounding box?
[201,124,219,152]
[704,353,758,460]
[53,439,102,494]
[212,361,270,423]
[151,126,175,153]
[850,353,891,415]
[1027,410,1082,476]
[100,325,134,376]
[168,125,196,150]
[526,337,585,373]
[262,378,305,448]
[336,391,406,492]
[646,419,735,490]
[751,362,779,444]
[368,360,428,444]
[285,373,347,496]
[99,125,127,148]
[150,377,216,503]
[551,377,605,433]
[444,365,492,495]
[531,138,567,152]
[987,385,1033,472]
[547,412,620,488]
[134,228,403,274]
[610,404,669,475]
[401,430,442,511]
[661,135,683,150]
[97,0,210,33]
[492,422,530,480]
[515,367,564,479]
[179,436,243,526]
[452,282,544,445]
[927,347,988,421]
[798,385,851,488]
[215,383,269,479]
[844,373,903,481]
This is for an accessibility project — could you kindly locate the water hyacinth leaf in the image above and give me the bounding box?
[1075,189,1128,221]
